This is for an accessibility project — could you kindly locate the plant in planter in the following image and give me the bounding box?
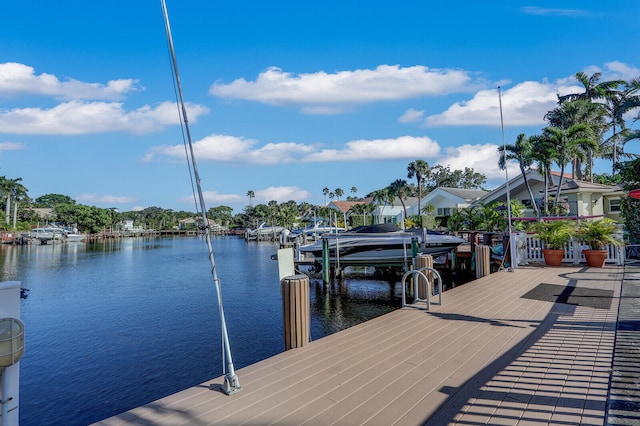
[531,220,576,266]
[576,218,622,267]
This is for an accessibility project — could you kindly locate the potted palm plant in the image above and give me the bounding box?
[531,220,576,266]
[576,218,621,267]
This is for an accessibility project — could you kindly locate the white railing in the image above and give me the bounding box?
[516,233,625,266]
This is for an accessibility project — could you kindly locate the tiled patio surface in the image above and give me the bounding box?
[96,264,634,425]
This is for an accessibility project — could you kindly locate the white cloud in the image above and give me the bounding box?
[75,193,138,204]
[582,61,640,82]
[147,134,441,165]
[147,134,312,164]
[521,6,587,16]
[424,80,580,127]
[436,143,520,183]
[0,62,140,100]
[0,101,209,135]
[302,136,441,162]
[179,186,309,208]
[254,186,310,204]
[210,65,481,114]
[0,141,25,150]
[398,108,425,124]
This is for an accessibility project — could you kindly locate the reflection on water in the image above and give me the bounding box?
[0,237,400,425]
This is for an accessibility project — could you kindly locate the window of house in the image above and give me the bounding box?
[436,208,452,216]
[609,198,621,212]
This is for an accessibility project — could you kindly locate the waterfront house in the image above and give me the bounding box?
[410,187,488,226]
[472,169,623,221]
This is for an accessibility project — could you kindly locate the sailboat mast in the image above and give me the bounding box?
[498,87,514,271]
[160,0,241,395]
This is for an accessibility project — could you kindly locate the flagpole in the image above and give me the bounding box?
[498,86,514,272]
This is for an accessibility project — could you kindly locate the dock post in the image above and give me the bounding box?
[322,238,330,284]
[281,275,310,350]
[475,245,491,279]
[414,255,433,299]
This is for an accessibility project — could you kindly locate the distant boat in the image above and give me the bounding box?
[21,227,66,243]
[245,222,286,240]
[65,232,87,242]
[289,218,345,241]
[298,224,465,269]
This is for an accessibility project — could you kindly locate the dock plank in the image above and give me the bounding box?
[96,265,627,426]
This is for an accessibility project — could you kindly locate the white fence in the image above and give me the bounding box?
[516,233,625,266]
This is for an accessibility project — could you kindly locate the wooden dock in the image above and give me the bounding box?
[96,264,636,425]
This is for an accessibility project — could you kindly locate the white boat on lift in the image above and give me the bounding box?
[289,218,345,241]
[298,223,465,269]
[245,222,286,240]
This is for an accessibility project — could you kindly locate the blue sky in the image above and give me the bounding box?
[1,1,638,213]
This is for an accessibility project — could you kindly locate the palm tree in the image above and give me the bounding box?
[407,159,430,226]
[602,78,640,174]
[545,98,607,181]
[498,134,539,217]
[559,71,624,104]
[246,190,255,207]
[0,176,10,225]
[370,188,390,224]
[389,179,410,225]
[350,186,358,199]
[334,188,344,201]
[557,72,625,179]
[529,135,555,213]
[540,124,598,209]
[9,179,28,228]
[322,187,329,205]
[0,177,26,227]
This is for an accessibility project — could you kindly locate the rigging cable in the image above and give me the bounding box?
[160,0,241,395]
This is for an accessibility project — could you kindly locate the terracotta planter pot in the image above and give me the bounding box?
[583,249,607,268]
[542,249,564,266]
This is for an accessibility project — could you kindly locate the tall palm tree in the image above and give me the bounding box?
[558,71,624,104]
[545,98,607,181]
[350,186,357,199]
[246,190,255,207]
[334,188,344,201]
[557,71,624,178]
[389,179,410,225]
[498,134,539,217]
[10,179,28,228]
[407,159,430,226]
[603,78,640,174]
[322,187,329,205]
[370,188,390,224]
[0,176,10,225]
[540,124,598,208]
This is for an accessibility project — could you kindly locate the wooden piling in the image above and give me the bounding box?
[475,244,491,279]
[414,254,433,299]
[281,274,310,350]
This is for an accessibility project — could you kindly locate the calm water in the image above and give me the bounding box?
[0,236,401,425]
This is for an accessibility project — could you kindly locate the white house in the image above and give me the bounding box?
[410,187,488,218]
[370,197,418,226]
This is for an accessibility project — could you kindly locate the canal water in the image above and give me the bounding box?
[0,236,403,425]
